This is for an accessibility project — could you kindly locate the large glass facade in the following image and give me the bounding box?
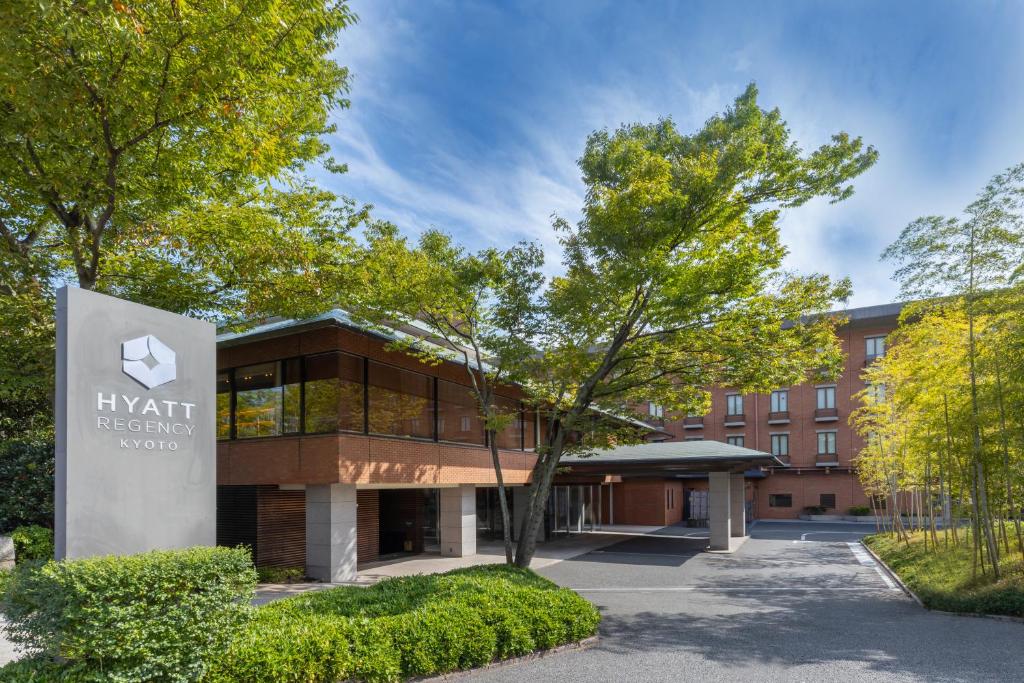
[368,361,434,439]
[305,352,364,433]
[437,379,484,445]
[217,353,533,451]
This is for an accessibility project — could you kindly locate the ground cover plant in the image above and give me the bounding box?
[866,531,1024,617]
[205,564,600,682]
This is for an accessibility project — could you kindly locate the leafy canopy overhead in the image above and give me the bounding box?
[0,0,360,314]
[536,84,874,425]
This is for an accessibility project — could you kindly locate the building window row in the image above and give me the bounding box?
[217,352,537,451]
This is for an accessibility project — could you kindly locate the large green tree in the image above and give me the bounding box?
[358,224,545,564]
[514,85,876,566]
[0,0,365,433]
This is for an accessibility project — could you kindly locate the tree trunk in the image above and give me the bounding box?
[486,431,515,564]
[514,422,569,567]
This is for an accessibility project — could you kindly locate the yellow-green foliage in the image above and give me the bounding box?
[866,532,1024,617]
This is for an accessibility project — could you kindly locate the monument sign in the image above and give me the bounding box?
[55,287,216,559]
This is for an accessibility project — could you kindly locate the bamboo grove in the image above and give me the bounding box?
[850,163,1024,580]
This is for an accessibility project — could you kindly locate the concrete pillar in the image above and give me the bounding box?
[708,472,731,550]
[440,485,477,557]
[730,473,747,537]
[305,483,357,583]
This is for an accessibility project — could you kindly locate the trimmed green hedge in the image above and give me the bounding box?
[205,564,601,682]
[1,546,256,682]
[10,525,53,564]
[0,440,54,534]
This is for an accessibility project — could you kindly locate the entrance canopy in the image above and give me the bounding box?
[559,440,780,477]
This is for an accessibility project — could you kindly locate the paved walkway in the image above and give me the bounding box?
[256,529,636,605]
[467,521,1024,682]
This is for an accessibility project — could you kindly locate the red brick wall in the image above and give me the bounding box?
[357,490,380,564]
[616,480,679,526]
[756,471,869,519]
[217,324,537,488]
[657,316,896,518]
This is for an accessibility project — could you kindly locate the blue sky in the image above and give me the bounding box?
[321,1,1024,307]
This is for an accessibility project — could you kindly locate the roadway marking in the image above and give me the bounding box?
[847,542,899,589]
[792,531,871,543]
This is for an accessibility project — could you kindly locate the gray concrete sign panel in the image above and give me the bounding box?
[55,287,216,559]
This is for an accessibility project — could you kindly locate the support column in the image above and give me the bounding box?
[305,484,358,583]
[440,485,476,557]
[708,472,731,550]
[730,473,747,537]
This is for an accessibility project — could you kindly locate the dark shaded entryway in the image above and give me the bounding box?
[378,489,425,556]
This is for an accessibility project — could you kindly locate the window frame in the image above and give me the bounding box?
[726,394,743,416]
[768,493,793,508]
[726,435,745,448]
[866,335,886,358]
[770,389,788,413]
[816,430,838,455]
[770,432,789,457]
[815,385,836,410]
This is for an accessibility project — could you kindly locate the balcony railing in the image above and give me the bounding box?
[816,452,839,466]
[773,454,791,466]
[723,413,746,426]
[767,411,790,424]
[814,407,839,421]
[682,416,704,429]
[863,354,883,366]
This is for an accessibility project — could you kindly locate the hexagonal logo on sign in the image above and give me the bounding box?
[121,335,176,389]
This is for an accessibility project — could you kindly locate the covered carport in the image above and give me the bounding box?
[558,441,781,552]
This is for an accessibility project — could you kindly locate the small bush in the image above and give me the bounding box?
[10,525,52,564]
[208,564,600,682]
[848,505,872,516]
[257,565,307,584]
[803,505,827,515]
[1,546,256,682]
[0,440,54,533]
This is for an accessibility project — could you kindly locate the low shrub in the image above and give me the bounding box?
[803,505,827,515]
[10,525,52,564]
[256,565,307,584]
[0,440,54,533]
[1,546,256,682]
[848,505,872,516]
[207,564,600,682]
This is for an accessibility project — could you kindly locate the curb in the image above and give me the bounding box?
[420,636,599,680]
[860,541,1024,626]
[859,541,923,606]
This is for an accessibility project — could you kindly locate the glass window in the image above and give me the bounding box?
[816,386,836,410]
[868,383,886,403]
[304,352,365,433]
[769,494,793,507]
[493,395,523,450]
[648,402,664,418]
[684,436,704,441]
[770,433,789,457]
[726,435,745,447]
[820,493,836,509]
[770,390,788,413]
[817,431,837,455]
[437,379,484,444]
[726,394,743,416]
[216,372,232,440]
[866,336,886,358]
[234,361,300,438]
[368,361,434,439]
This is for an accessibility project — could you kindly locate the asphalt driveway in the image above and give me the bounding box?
[467,521,1024,682]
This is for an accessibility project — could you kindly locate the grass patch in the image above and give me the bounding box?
[865,531,1024,618]
[205,564,600,682]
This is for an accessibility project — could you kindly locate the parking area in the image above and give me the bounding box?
[467,521,1024,682]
